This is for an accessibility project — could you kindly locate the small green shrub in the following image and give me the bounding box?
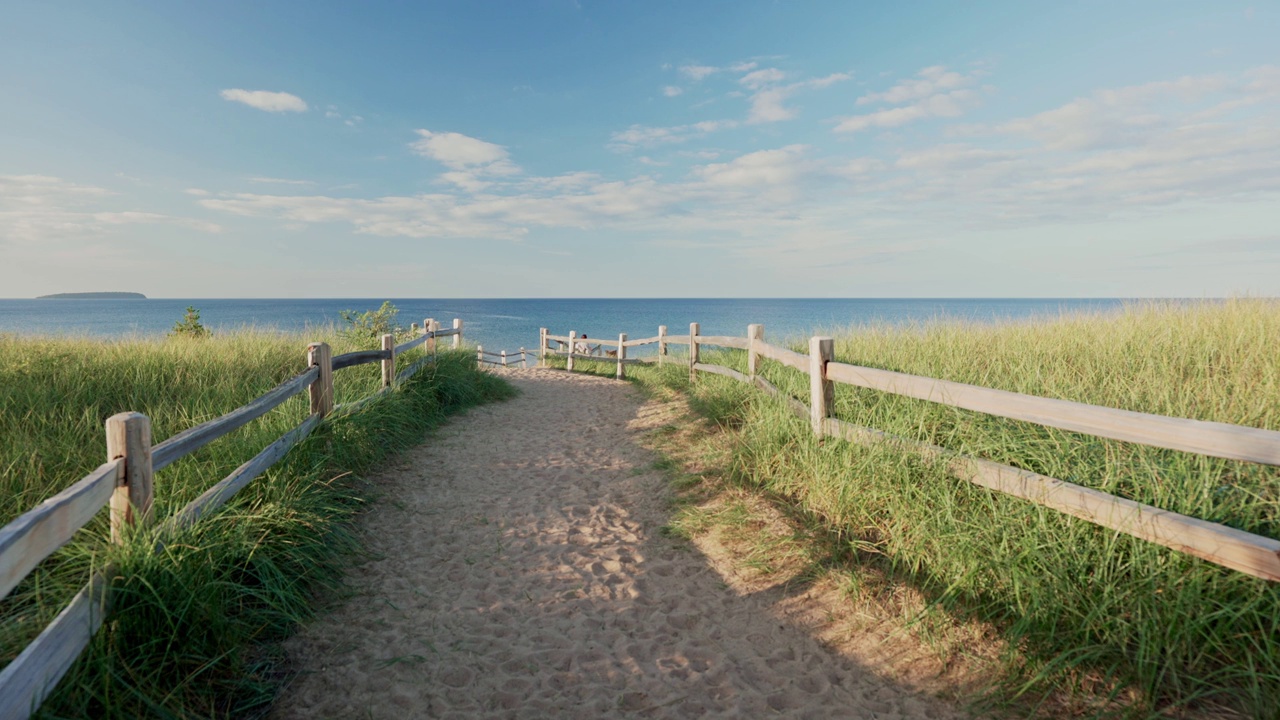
[338,301,406,345]
[169,306,210,339]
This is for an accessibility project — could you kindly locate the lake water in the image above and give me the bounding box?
[0,298,1141,355]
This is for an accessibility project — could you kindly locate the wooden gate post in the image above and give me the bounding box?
[452,318,463,349]
[689,322,700,382]
[307,342,333,417]
[107,412,154,544]
[520,347,527,368]
[567,331,577,372]
[616,333,627,380]
[809,337,835,437]
[658,325,667,365]
[425,318,436,355]
[382,334,395,388]
[747,324,764,379]
[539,328,547,367]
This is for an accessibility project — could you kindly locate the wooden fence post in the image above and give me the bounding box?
[689,322,700,382]
[617,333,627,380]
[382,334,395,388]
[567,331,577,372]
[747,324,763,379]
[501,350,508,367]
[453,318,463,349]
[520,347,527,368]
[539,328,547,367]
[477,345,483,365]
[809,337,834,437]
[425,318,436,355]
[106,412,153,544]
[658,325,667,365]
[307,342,333,417]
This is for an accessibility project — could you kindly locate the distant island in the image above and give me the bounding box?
[37,292,147,299]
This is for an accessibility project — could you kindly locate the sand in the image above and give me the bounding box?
[274,367,972,719]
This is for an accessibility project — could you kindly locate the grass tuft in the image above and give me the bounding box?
[556,299,1280,718]
[0,329,513,718]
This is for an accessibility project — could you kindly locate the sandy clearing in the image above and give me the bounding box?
[274,367,973,719]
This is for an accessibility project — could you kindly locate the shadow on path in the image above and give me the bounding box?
[274,368,974,719]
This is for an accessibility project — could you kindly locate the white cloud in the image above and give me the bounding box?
[837,66,982,133]
[662,86,683,97]
[747,72,852,124]
[998,74,1230,150]
[679,65,719,81]
[186,65,1280,288]
[739,68,787,90]
[609,120,738,151]
[0,175,221,244]
[219,89,308,113]
[836,89,979,132]
[692,145,812,188]
[677,61,758,82]
[895,144,1017,171]
[410,129,520,177]
[248,177,317,186]
[883,68,1280,223]
[856,65,971,106]
[747,88,798,123]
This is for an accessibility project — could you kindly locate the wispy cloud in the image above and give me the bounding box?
[324,105,364,127]
[677,61,757,82]
[996,74,1230,150]
[410,129,520,190]
[739,68,787,90]
[662,86,683,97]
[835,66,981,132]
[248,177,317,186]
[609,120,739,151]
[219,89,308,113]
[0,175,221,244]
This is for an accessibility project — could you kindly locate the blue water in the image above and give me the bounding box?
[0,298,1138,356]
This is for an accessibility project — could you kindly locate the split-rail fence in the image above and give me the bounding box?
[539,322,1280,583]
[0,319,465,719]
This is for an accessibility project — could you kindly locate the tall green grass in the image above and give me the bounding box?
[564,300,1280,717]
[0,330,514,718]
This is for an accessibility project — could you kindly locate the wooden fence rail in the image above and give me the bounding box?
[541,322,1280,582]
[0,319,466,719]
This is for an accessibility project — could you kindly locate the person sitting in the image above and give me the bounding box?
[574,334,591,355]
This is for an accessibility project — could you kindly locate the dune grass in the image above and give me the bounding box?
[558,299,1280,718]
[0,329,514,718]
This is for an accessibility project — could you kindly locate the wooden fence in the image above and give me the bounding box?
[541,322,1280,583]
[476,346,534,368]
[0,319,465,719]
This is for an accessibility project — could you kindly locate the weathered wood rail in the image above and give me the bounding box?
[540,321,1280,582]
[475,346,534,368]
[0,319,466,719]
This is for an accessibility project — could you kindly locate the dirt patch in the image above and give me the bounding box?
[273,367,975,719]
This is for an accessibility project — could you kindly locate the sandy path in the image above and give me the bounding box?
[275,368,970,719]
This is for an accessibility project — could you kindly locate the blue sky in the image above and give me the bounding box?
[2,1,1278,298]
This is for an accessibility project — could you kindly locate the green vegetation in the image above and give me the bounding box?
[169,305,210,338]
[338,300,409,344]
[0,329,513,718]
[560,299,1280,718]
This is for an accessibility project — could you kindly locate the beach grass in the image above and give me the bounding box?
[557,299,1280,718]
[0,329,514,718]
